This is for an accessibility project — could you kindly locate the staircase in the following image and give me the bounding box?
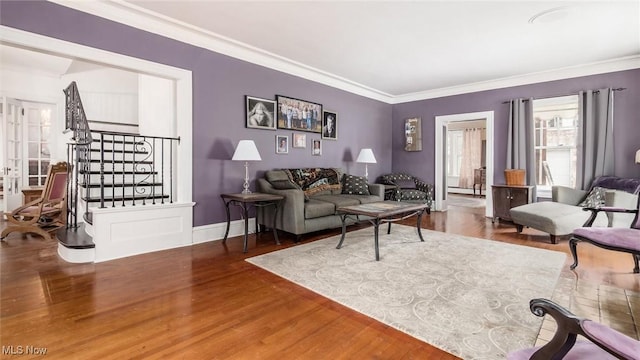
[57,81,191,263]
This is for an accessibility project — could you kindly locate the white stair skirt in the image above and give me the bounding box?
[58,202,195,263]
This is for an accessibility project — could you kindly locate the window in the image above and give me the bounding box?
[25,105,52,186]
[532,95,579,196]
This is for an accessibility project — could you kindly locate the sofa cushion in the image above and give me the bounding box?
[579,186,607,208]
[341,175,370,195]
[312,194,361,208]
[510,201,608,236]
[394,179,416,189]
[338,194,382,204]
[304,199,336,219]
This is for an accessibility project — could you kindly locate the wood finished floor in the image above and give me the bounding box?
[1,203,639,359]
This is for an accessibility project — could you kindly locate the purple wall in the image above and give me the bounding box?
[3,1,638,229]
[0,1,392,227]
[392,69,640,185]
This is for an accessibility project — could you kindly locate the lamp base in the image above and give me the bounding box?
[242,161,252,194]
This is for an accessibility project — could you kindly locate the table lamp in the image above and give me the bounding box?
[356,148,376,180]
[636,149,640,164]
[232,140,262,194]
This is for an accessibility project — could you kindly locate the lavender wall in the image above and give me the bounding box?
[0,1,392,227]
[392,69,640,185]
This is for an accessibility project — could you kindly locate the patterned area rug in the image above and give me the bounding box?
[246,225,566,359]
[447,194,486,208]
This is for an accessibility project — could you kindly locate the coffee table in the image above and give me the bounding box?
[336,201,429,261]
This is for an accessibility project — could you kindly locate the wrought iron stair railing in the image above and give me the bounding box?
[63,82,180,229]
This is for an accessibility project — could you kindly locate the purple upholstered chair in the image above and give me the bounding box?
[507,298,640,360]
[569,194,640,273]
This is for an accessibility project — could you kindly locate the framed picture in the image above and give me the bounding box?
[322,110,337,140]
[246,96,276,130]
[311,139,322,156]
[276,95,323,133]
[404,117,422,151]
[276,135,289,154]
[293,133,306,148]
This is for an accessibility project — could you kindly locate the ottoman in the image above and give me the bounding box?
[509,201,608,244]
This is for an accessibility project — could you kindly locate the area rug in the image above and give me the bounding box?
[246,225,566,359]
[447,194,486,208]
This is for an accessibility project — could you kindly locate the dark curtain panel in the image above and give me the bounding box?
[507,98,536,200]
[576,88,614,190]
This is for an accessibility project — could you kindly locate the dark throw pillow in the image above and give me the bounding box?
[342,175,370,195]
[578,186,607,208]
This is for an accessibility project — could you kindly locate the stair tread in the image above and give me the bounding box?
[56,224,95,249]
[79,182,164,188]
[88,159,153,164]
[82,194,170,202]
[79,170,159,175]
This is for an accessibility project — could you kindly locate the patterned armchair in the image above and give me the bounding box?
[378,173,433,211]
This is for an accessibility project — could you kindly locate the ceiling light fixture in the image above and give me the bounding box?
[528,6,570,24]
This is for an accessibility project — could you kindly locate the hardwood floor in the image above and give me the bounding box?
[1,205,639,359]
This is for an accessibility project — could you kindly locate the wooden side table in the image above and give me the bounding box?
[220,193,284,253]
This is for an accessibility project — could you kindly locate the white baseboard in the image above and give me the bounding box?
[192,218,257,244]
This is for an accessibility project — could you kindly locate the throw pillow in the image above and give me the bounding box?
[578,186,607,208]
[342,175,371,195]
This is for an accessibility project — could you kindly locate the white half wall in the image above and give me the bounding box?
[91,202,194,262]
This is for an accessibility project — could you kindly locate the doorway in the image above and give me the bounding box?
[435,111,494,218]
[1,26,193,205]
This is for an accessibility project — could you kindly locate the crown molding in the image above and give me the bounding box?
[49,0,394,103]
[389,55,640,104]
[50,1,640,105]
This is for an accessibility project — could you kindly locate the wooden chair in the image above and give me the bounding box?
[507,298,640,359]
[1,162,69,241]
[569,194,640,273]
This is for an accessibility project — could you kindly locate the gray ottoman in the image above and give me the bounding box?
[510,202,607,244]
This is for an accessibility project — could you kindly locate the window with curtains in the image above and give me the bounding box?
[533,95,579,195]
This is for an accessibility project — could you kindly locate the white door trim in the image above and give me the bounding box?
[435,111,494,218]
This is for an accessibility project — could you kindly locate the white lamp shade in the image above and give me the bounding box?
[636,149,640,164]
[232,140,262,161]
[356,148,377,164]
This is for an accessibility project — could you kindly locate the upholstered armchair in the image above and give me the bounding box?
[378,173,433,211]
[569,194,640,273]
[507,298,640,359]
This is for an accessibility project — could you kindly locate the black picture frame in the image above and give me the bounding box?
[322,110,338,140]
[246,95,276,130]
[276,95,323,133]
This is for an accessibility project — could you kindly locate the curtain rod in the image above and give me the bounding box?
[501,87,626,104]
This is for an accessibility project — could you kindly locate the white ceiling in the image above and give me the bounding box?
[116,0,639,100]
[8,1,640,103]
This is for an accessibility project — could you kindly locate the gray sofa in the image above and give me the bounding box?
[257,168,384,241]
[510,176,640,244]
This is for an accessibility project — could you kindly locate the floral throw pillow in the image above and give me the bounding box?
[341,175,370,195]
[578,186,607,208]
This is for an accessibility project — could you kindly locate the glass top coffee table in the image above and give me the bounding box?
[336,201,430,261]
